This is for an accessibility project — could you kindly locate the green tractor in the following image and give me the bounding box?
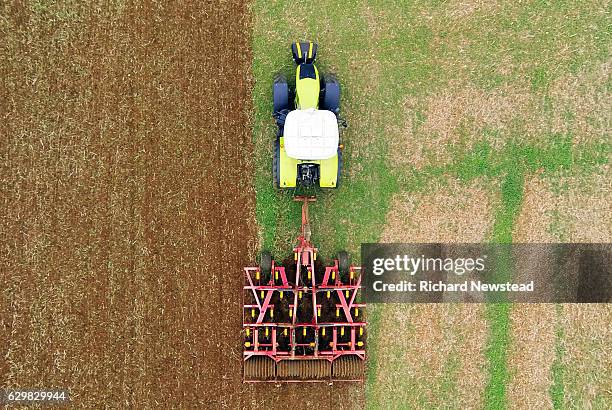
[272,41,345,190]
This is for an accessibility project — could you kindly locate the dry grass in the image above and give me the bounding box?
[391,60,609,173]
[556,169,611,243]
[371,304,487,409]
[562,304,612,408]
[418,0,500,21]
[369,181,491,408]
[361,2,408,43]
[390,85,532,169]
[371,304,448,407]
[382,179,495,243]
[513,174,558,242]
[510,167,610,408]
[449,304,488,409]
[514,168,611,242]
[507,305,556,409]
[538,59,612,143]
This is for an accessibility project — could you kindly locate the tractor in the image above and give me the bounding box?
[272,41,345,190]
[242,42,365,383]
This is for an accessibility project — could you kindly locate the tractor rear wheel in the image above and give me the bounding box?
[321,74,340,115]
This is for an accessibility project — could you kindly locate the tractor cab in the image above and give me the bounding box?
[272,42,344,190]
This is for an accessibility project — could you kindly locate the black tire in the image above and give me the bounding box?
[337,251,350,277]
[273,139,280,188]
[273,73,290,113]
[260,251,272,282]
[321,74,340,115]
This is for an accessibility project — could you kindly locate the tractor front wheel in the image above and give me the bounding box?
[273,73,290,113]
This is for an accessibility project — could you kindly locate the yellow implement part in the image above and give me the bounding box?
[322,327,326,336]
[319,154,339,187]
[246,328,250,336]
[265,327,269,337]
[303,327,306,336]
[280,291,284,299]
[245,341,251,347]
[326,291,330,298]
[336,308,339,317]
[341,327,344,336]
[355,307,359,317]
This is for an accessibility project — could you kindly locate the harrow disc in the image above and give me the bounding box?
[277,359,331,380]
[244,357,275,381]
[332,356,364,380]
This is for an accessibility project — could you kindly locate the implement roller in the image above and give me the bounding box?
[243,197,366,382]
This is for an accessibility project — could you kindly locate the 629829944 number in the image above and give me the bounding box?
[1,389,69,404]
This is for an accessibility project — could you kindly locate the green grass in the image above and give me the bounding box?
[550,305,566,410]
[252,0,610,408]
[364,304,383,408]
[484,303,511,410]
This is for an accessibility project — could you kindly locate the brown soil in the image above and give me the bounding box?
[0,2,361,408]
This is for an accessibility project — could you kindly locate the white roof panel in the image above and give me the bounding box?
[283,109,339,160]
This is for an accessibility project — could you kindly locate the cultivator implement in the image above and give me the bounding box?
[243,197,366,382]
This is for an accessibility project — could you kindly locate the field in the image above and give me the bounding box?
[0,1,262,407]
[252,1,610,409]
[1,0,610,409]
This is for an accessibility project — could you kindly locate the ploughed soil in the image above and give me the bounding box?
[0,1,361,408]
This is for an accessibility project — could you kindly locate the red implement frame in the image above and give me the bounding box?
[243,196,366,382]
